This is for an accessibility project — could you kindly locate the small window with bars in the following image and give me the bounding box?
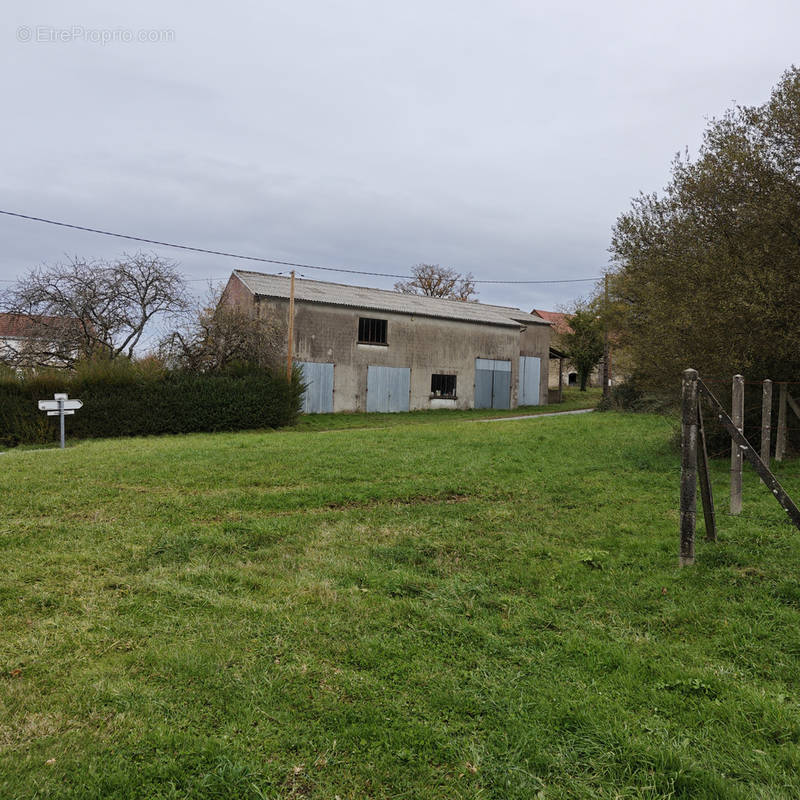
[431,373,457,398]
[358,317,388,344]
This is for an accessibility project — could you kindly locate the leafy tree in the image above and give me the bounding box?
[609,66,800,394]
[394,264,477,301]
[558,302,604,391]
[0,253,188,368]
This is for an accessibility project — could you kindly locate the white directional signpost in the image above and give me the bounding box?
[38,393,83,449]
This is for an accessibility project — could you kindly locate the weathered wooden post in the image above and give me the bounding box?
[760,379,773,468]
[696,399,717,542]
[787,391,800,424]
[680,369,699,566]
[730,374,744,515]
[776,383,787,462]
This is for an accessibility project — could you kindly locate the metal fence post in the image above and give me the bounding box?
[680,369,699,566]
[730,374,744,515]
[59,397,65,449]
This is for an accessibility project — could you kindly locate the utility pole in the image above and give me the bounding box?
[286,270,295,381]
[602,273,611,399]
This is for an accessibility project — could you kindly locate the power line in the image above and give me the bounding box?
[0,208,603,285]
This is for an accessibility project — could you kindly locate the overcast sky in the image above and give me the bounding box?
[1,0,798,311]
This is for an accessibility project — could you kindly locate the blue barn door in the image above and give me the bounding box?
[475,359,511,409]
[474,366,493,409]
[518,356,541,406]
[298,362,334,414]
[366,366,410,412]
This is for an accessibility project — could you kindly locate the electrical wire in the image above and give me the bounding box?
[0,209,603,286]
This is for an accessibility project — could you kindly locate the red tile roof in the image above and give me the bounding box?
[531,309,573,335]
[0,313,73,338]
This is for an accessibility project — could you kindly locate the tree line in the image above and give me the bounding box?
[604,66,800,396]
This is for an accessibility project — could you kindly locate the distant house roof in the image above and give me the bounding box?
[531,309,573,335]
[0,313,70,338]
[233,270,551,329]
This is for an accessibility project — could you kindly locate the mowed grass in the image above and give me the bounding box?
[287,387,602,433]
[2,411,800,799]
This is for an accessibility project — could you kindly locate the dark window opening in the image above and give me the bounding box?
[568,372,577,386]
[358,317,387,344]
[431,373,457,398]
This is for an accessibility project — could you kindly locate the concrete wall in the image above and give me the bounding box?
[222,273,255,311]
[547,358,603,389]
[222,275,551,412]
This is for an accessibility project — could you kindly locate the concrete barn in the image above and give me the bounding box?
[223,270,552,414]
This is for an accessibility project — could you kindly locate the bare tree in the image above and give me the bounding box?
[159,285,285,372]
[394,264,478,301]
[0,253,188,368]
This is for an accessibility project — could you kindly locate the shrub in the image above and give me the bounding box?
[0,359,302,446]
[595,376,673,414]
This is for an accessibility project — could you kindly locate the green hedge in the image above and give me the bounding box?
[0,361,303,447]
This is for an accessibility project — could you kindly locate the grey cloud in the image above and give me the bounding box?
[2,0,799,312]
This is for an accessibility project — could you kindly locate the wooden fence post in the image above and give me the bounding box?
[730,374,744,515]
[787,390,800,421]
[761,379,773,468]
[700,377,800,531]
[776,383,787,462]
[696,399,717,542]
[680,369,699,566]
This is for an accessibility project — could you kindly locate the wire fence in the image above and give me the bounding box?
[680,371,800,565]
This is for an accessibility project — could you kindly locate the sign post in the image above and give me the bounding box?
[38,393,83,449]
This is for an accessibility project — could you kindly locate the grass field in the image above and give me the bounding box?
[2,409,800,799]
[287,388,601,433]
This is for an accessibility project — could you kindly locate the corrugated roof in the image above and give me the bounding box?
[233,270,549,329]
